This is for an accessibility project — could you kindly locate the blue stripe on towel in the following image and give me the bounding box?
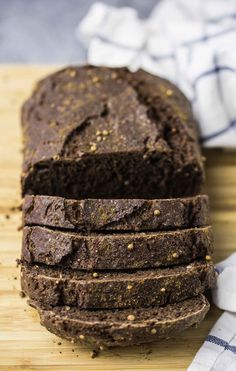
[201,119,236,143]
[95,34,140,51]
[149,52,175,62]
[95,34,176,62]
[207,13,236,23]
[95,26,236,67]
[191,58,236,143]
[192,65,236,91]
[183,26,236,46]
[206,335,236,355]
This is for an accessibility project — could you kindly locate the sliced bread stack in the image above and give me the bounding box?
[20,66,216,348]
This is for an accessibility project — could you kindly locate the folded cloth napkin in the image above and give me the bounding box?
[188,254,236,370]
[77,0,236,147]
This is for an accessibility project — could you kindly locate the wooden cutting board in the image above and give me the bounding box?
[0,65,236,371]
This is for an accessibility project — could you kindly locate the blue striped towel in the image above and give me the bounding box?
[188,312,236,370]
[77,0,236,147]
[188,253,236,370]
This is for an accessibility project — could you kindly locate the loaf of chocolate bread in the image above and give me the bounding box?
[22,225,213,270]
[31,294,209,348]
[23,194,209,232]
[21,260,216,309]
[21,66,204,199]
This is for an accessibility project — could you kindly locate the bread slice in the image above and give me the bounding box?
[22,225,213,270]
[23,194,209,232]
[21,66,204,199]
[21,260,216,309]
[31,294,210,348]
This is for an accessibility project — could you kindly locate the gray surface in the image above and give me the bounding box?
[0,0,157,63]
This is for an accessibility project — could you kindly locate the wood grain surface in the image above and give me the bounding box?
[0,65,235,371]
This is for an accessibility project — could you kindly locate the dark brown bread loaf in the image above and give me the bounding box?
[23,194,209,232]
[21,260,216,309]
[31,294,210,348]
[22,225,213,270]
[21,66,204,199]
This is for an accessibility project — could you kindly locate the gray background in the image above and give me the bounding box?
[0,0,157,63]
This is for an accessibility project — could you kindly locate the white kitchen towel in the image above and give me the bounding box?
[188,311,236,371]
[77,0,236,147]
[188,254,236,370]
[213,253,236,312]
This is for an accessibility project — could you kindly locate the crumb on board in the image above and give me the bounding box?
[90,349,99,359]
[16,259,21,267]
[10,204,22,212]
